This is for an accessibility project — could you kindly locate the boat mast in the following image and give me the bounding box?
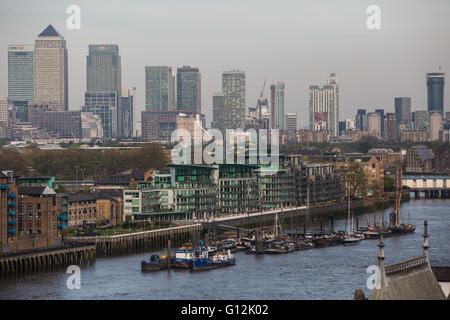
[347,182,351,237]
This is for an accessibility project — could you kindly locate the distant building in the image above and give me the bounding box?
[145,66,175,111]
[374,109,385,136]
[121,87,136,138]
[309,73,339,136]
[406,145,434,173]
[413,109,429,131]
[355,109,367,131]
[8,45,34,121]
[141,110,178,142]
[83,91,118,139]
[429,112,443,141]
[285,113,297,143]
[427,72,445,115]
[177,66,201,115]
[28,103,82,139]
[86,44,122,136]
[394,97,412,138]
[221,70,246,131]
[400,130,428,143]
[384,113,396,141]
[34,25,68,110]
[211,92,225,133]
[368,112,382,137]
[345,119,355,131]
[271,81,285,130]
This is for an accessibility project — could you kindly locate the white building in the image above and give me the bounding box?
[309,73,339,136]
[429,112,443,141]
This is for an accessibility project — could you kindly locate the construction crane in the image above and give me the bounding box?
[259,78,267,98]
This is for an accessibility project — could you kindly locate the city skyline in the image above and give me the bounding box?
[1,0,450,128]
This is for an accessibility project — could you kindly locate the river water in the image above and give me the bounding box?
[1,199,449,300]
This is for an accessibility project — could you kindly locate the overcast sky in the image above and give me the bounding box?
[1,0,449,128]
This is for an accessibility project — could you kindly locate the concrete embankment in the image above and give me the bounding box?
[0,244,95,279]
[65,224,203,257]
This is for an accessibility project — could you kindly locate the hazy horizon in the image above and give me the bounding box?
[1,0,449,128]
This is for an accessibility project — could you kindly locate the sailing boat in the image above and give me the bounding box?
[343,183,363,245]
[388,189,415,234]
[264,213,294,253]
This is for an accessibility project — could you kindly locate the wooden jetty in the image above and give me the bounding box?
[65,224,203,257]
[0,244,95,279]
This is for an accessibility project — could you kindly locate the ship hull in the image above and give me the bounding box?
[190,258,236,271]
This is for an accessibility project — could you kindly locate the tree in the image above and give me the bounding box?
[346,162,367,197]
[384,175,395,192]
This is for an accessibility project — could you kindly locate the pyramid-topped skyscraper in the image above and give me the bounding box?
[34,24,68,110]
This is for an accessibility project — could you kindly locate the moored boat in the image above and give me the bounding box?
[190,250,236,271]
[141,255,172,272]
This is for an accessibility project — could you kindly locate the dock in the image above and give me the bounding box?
[65,224,203,257]
[0,243,95,279]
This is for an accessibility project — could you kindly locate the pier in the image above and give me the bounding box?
[0,244,95,279]
[403,176,450,199]
[65,224,203,257]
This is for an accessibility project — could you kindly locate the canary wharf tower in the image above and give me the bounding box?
[34,25,68,110]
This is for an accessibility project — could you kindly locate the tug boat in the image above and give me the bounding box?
[173,245,209,268]
[141,255,172,272]
[190,250,236,271]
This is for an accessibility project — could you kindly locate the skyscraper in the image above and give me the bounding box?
[221,70,246,131]
[426,72,445,115]
[285,113,297,142]
[394,97,412,138]
[145,66,174,111]
[34,25,68,110]
[309,73,339,136]
[121,87,136,138]
[212,92,225,133]
[271,82,285,130]
[384,112,396,141]
[86,44,122,137]
[374,109,385,136]
[368,112,381,137]
[429,112,443,141]
[327,73,339,137]
[83,92,118,139]
[8,45,34,121]
[355,109,367,131]
[413,109,429,131]
[177,66,201,115]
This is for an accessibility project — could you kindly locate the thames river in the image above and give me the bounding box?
[1,199,449,300]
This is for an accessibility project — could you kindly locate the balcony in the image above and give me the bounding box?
[7,201,16,206]
[7,220,16,224]
[7,211,16,216]
[0,184,9,189]
[58,214,68,220]
[7,193,16,198]
[7,229,17,234]
[58,223,68,229]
